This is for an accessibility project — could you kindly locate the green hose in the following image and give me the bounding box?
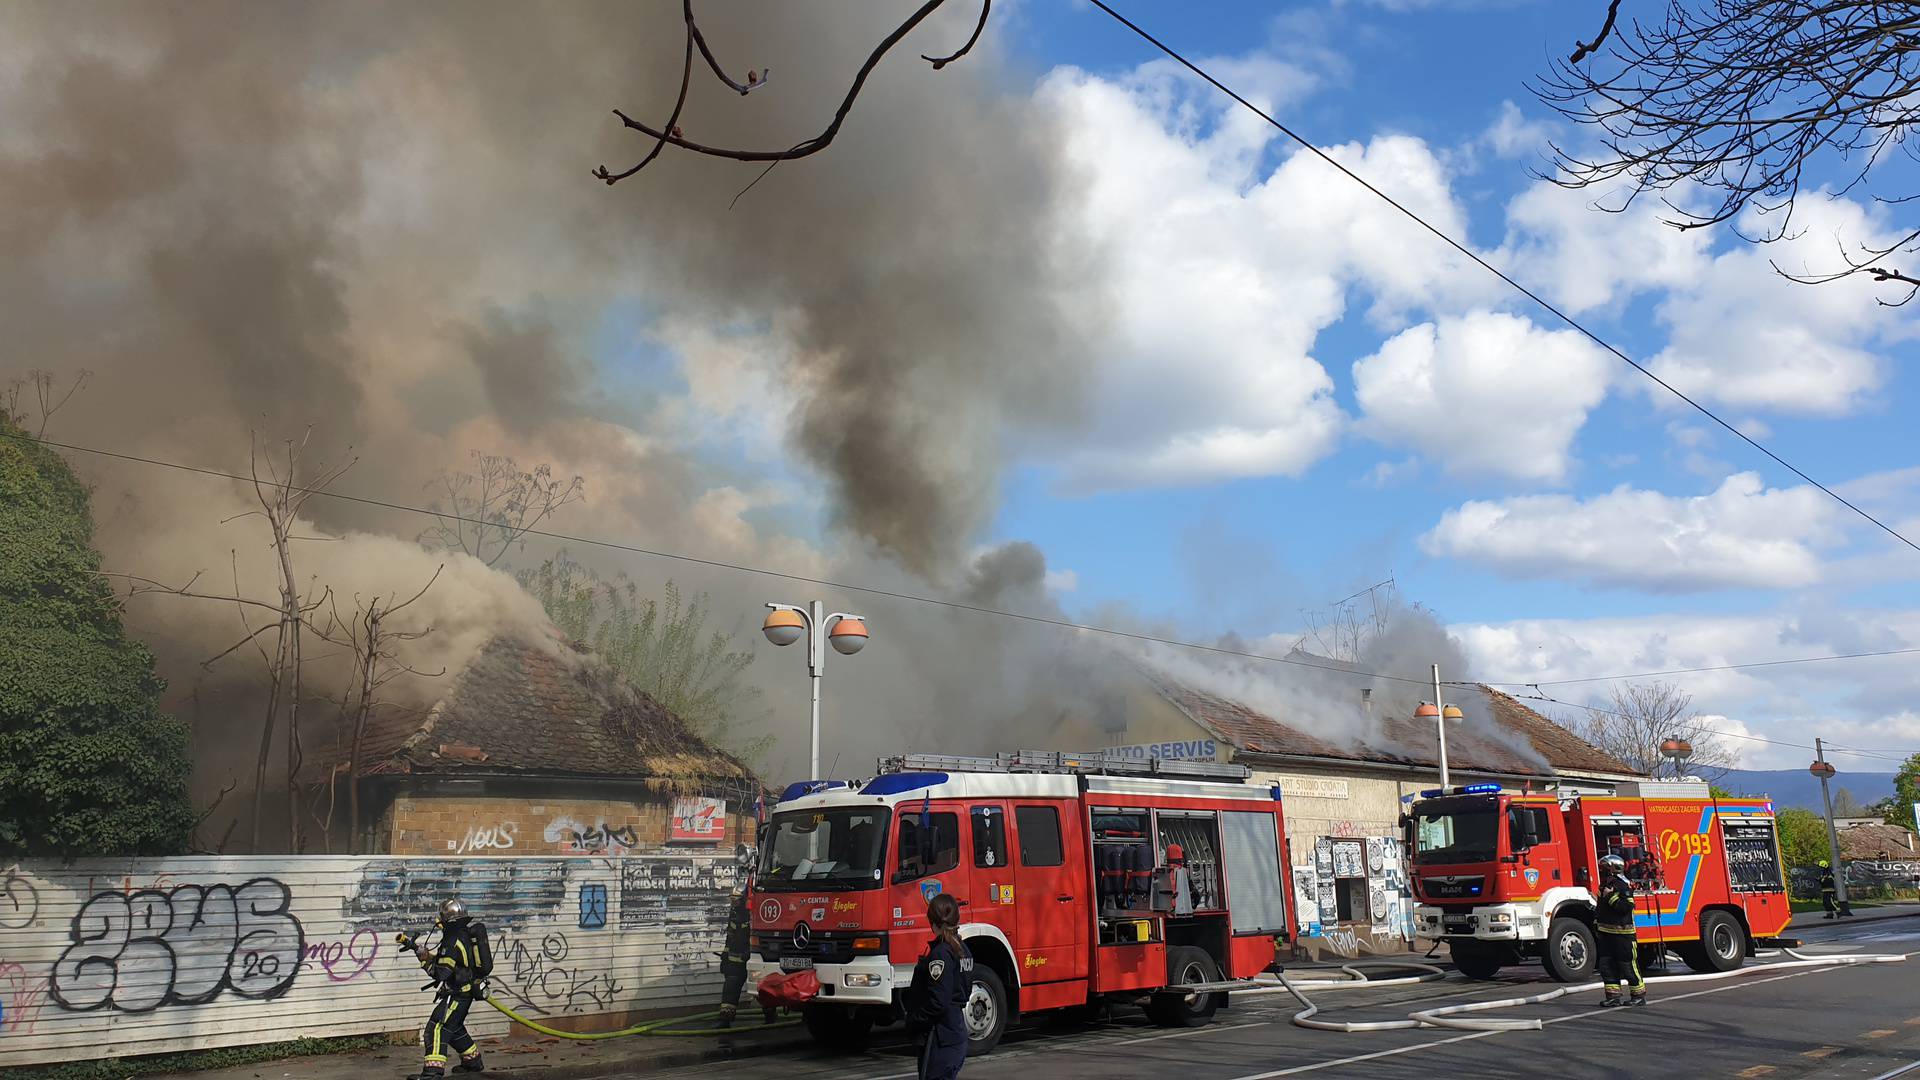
[485,997,801,1039]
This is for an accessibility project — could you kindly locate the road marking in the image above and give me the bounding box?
[1907,1015,1920,1026]
[1804,1047,1844,1059]
[1114,1021,1269,1045]
[1870,1062,1920,1080]
[1219,967,1829,1079]
[1869,1030,1901,1039]
[1736,1067,1777,1078]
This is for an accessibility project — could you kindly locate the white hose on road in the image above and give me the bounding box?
[1265,947,1912,1034]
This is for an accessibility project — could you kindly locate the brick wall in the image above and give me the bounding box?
[384,793,754,856]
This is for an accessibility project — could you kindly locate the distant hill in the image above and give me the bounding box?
[1715,768,1896,812]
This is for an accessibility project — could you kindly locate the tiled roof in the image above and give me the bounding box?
[310,633,751,788]
[1145,670,1638,779]
[1838,822,1920,861]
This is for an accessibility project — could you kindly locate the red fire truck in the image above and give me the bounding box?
[1406,780,1792,981]
[747,751,1294,1054]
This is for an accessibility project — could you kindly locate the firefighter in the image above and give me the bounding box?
[1594,854,1646,1007]
[1817,860,1854,918]
[904,893,974,1080]
[408,898,491,1077]
[715,886,775,1027]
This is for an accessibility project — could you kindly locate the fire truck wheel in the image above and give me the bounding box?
[801,1004,873,1049]
[1684,911,1746,973]
[1541,917,1597,983]
[963,966,1009,1055]
[1147,946,1222,1027]
[1449,942,1504,981]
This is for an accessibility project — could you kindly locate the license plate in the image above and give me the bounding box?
[780,957,814,972]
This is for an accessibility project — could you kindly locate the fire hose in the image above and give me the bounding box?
[482,998,799,1039]
[1246,948,1912,1034]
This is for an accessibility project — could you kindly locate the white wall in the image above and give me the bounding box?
[0,852,739,1066]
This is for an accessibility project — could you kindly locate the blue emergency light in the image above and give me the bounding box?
[777,779,850,802]
[1461,783,1502,794]
[860,772,949,796]
[1419,788,1443,798]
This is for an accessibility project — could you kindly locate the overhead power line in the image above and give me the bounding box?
[1518,692,1915,765]
[1089,1,1920,559]
[1469,646,1920,689]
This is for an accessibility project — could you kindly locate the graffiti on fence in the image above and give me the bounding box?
[662,927,716,976]
[299,928,381,983]
[0,961,49,1035]
[0,869,37,932]
[492,931,622,1015]
[49,878,305,1012]
[577,885,608,930]
[344,859,571,929]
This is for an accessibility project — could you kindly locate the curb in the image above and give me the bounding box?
[1789,907,1920,931]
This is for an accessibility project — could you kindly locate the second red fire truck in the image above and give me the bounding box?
[1406,779,1792,981]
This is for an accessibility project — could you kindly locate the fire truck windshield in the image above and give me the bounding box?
[1412,799,1499,864]
[757,806,891,891]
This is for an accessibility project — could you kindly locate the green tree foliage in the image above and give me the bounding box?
[1882,753,1920,832]
[1775,807,1832,868]
[519,552,769,765]
[0,415,194,856]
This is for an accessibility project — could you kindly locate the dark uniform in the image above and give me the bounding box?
[904,937,974,1080]
[1819,867,1845,918]
[417,916,492,1075]
[716,891,757,1025]
[1595,870,1646,1006]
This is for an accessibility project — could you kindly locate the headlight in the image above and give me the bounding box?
[844,973,882,988]
[1486,912,1513,926]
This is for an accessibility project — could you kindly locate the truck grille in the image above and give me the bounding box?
[756,930,863,966]
[1421,875,1486,899]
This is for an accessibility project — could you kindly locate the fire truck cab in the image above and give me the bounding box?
[1407,779,1791,981]
[748,751,1294,1054]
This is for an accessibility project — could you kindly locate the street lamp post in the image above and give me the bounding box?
[1811,741,1851,914]
[1660,737,1694,779]
[761,600,869,781]
[1413,664,1465,789]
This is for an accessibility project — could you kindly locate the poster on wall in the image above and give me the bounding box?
[1293,866,1321,936]
[670,797,725,843]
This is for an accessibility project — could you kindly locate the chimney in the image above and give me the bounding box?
[1361,687,1373,723]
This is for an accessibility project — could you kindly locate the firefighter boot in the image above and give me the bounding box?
[1628,993,1648,1007]
[453,1053,485,1073]
[717,1004,737,1029]
[404,1070,446,1080]
[1600,990,1622,1008]
[762,1005,778,1025]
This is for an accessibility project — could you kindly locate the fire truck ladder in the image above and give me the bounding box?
[879,750,1253,782]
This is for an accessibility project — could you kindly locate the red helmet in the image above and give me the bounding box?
[1166,843,1185,864]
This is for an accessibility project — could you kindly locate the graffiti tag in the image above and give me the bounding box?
[449,822,517,854]
[299,929,380,983]
[0,961,49,1034]
[50,879,305,1013]
[0,869,37,931]
[543,818,639,855]
[492,931,622,1015]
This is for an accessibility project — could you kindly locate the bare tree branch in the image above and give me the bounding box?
[1569,0,1623,65]
[923,0,989,69]
[593,0,968,185]
[419,450,585,567]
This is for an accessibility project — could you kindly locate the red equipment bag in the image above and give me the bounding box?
[756,969,821,1009]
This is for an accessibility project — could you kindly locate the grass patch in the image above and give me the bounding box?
[1791,898,1883,912]
[1,1034,393,1080]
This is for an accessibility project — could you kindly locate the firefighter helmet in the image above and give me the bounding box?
[438,897,470,925]
[1599,854,1626,874]
[1166,843,1185,865]
[1818,859,1830,868]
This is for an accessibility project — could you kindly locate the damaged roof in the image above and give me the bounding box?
[1145,669,1638,779]
[1838,821,1920,861]
[311,633,752,789]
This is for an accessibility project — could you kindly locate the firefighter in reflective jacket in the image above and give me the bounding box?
[904,893,974,1080]
[1818,861,1851,918]
[1595,854,1646,1007]
[409,898,491,1077]
[716,887,774,1027]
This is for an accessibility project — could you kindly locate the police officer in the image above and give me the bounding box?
[904,893,974,1080]
[1595,854,1645,1007]
[409,898,492,1078]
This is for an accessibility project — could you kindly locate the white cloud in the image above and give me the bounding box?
[1453,608,1920,770]
[1421,472,1844,590]
[1353,310,1613,482]
[1044,568,1080,593]
[1484,100,1551,160]
[1033,63,1494,492]
[1495,182,1713,316]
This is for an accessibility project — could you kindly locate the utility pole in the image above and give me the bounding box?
[1434,664,1451,791]
[1814,738,1851,913]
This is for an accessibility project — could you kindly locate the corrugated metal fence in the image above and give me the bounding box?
[0,852,740,1067]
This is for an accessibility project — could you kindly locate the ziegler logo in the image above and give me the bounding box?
[1023,954,1049,969]
[832,899,859,913]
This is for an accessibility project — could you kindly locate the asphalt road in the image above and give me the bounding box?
[634,919,1920,1080]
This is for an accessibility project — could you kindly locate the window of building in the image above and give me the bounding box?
[1015,806,1065,867]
